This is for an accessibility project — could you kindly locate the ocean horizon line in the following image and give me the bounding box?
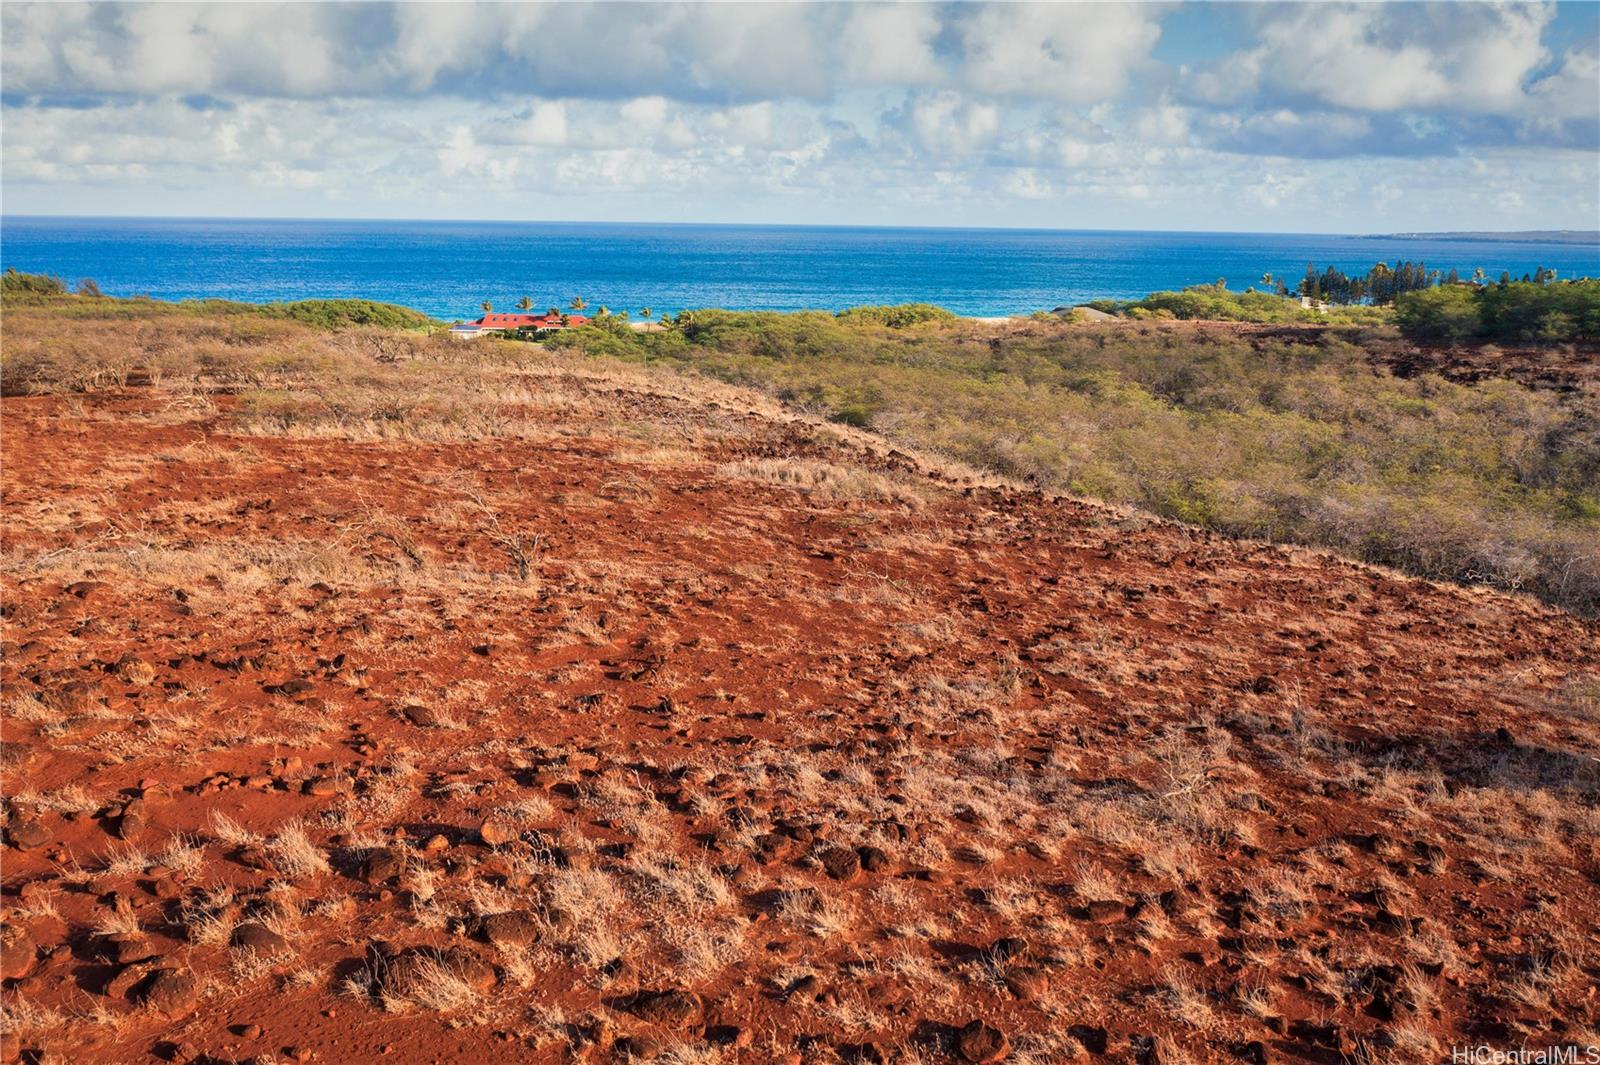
[5,213,1598,244]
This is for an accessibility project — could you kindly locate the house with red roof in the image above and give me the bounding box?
[448,310,590,339]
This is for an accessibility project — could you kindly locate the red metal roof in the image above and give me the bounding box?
[475,313,540,328]
[469,312,591,329]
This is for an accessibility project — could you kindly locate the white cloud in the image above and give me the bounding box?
[520,102,569,146]
[1247,169,1309,210]
[1254,6,1454,113]
[839,3,942,85]
[11,4,356,96]
[388,3,494,92]
[1133,101,1191,146]
[1527,46,1600,120]
[901,91,1000,156]
[682,5,833,100]
[1,1,1595,231]
[957,3,1164,102]
[622,97,671,130]
[1212,3,1580,119]
[1,1,1164,106]
[1003,168,1053,200]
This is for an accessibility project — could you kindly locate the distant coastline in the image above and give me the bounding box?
[1360,230,1600,245]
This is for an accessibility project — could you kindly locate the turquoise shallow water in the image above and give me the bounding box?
[3,216,1596,320]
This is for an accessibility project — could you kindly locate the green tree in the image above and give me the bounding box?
[481,301,493,314]
[1394,286,1480,342]
[1300,264,1319,299]
[640,307,653,319]
[516,296,533,310]
[1478,278,1599,340]
[570,296,588,311]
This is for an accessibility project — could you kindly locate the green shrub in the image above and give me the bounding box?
[1396,280,1600,342]
[1476,279,1600,341]
[2,268,68,300]
[1123,283,1388,325]
[831,403,875,428]
[1,274,437,331]
[263,299,437,332]
[835,304,956,328]
[1393,285,1481,342]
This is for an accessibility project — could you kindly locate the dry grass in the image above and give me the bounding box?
[91,898,143,937]
[720,457,926,506]
[266,821,331,879]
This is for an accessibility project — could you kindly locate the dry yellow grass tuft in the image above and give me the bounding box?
[719,457,927,506]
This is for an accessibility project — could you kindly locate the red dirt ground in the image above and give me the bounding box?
[3,368,1598,1064]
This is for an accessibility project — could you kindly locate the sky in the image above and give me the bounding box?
[2,1,1597,233]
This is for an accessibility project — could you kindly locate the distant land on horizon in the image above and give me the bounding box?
[1361,230,1600,245]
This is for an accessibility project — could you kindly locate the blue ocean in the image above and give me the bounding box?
[3,216,1596,320]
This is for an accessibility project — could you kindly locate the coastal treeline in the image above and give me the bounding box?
[1289,260,1598,341]
[1285,260,1564,304]
[1290,260,1437,304]
[1395,278,1600,342]
[1105,285,1385,324]
[1101,276,1599,342]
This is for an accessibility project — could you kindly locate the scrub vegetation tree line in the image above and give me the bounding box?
[5,268,1597,613]
[1090,267,1599,343]
[2,268,437,331]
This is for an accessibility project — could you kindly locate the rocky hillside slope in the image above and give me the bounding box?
[3,345,1597,1064]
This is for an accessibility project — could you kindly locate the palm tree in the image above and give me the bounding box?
[481,300,493,314]
[597,304,610,317]
[516,296,533,311]
[546,307,561,319]
[569,296,588,312]
[640,307,652,319]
